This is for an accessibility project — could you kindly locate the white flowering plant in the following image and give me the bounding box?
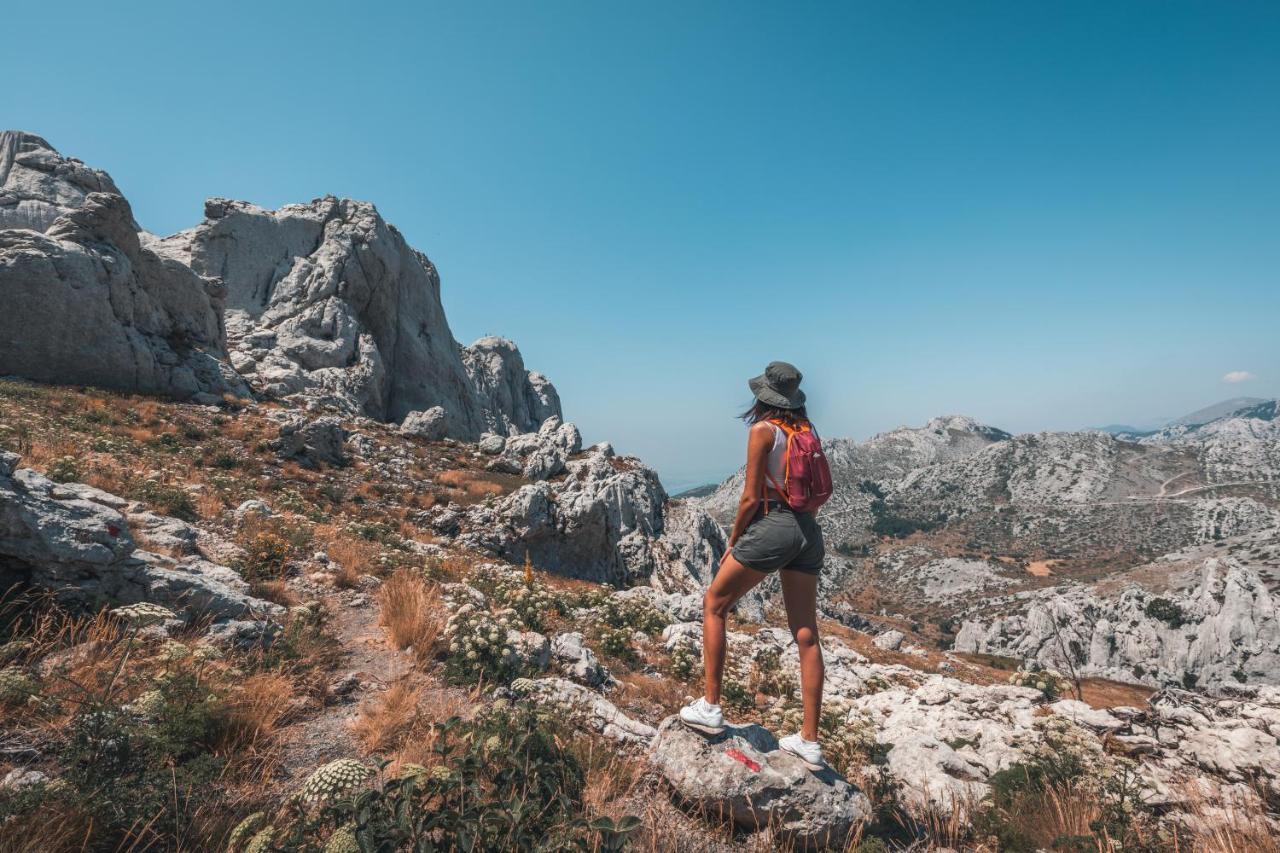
[267,702,641,850]
[468,564,564,632]
[1008,666,1070,700]
[443,601,521,684]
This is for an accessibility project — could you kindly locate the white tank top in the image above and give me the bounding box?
[766,422,787,488]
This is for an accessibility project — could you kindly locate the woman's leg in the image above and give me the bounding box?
[702,555,768,704]
[779,569,823,741]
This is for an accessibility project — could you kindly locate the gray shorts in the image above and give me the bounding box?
[731,502,824,575]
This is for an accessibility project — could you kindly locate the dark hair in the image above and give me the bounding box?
[739,400,809,427]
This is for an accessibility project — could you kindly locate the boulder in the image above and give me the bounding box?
[273,416,349,468]
[0,456,280,626]
[522,677,656,745]
[650,717,871,849]
[507,630,552,671]
[400,406,447,440]
[550,632,612,686]
[873,630,906,651]
[477,433,506,455]
[486,416,582,480]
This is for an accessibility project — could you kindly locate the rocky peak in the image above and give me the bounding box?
[155,194,560,436]
[0,131,125,233]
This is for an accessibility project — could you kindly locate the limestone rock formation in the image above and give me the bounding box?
[486,417,582,480]
[650,717,872,849]
[400,407,447,440]
[273,416,350,468]
[459,441,729,595]
[0,131,124,232]
[0,451,280,624]
[954,557,1280,690]
[521,677,657,745]
[155,197,559,437]
[0,178,246,401]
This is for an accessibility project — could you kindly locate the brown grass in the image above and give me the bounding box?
[1079,677,1155,709]
[377,570,443,658]
[352,682,428,753]
[324,535,375,587]
[196,488,228,520]
[251,579,299,608]
[219,672,299,754]
[436,468,506,503]
[1174,783,1280,853]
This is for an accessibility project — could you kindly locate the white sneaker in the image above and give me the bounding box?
[780,733,826,771]
[679,697,725,735]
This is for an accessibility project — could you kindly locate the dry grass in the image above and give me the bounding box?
[250,578,298,608]
[352,682,428,753]
[434,468,514,503]
[1080,677,1155,709]
[616,670,691,719]
[350,680,469,758]
[219,672,299,754]
[323,534,375,588]
[377,570,443,658]
[1173,783,1280,853]
[196,488,228,520]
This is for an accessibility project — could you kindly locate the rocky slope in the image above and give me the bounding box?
[955,557,1280,691]
[700,415,1010,547]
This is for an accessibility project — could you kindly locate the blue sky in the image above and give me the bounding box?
[5,1,1278,490]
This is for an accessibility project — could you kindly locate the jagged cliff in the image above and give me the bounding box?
[0,132,558,437]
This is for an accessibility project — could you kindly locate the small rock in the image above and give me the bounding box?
[873,630,906,651]
[0,768,48,791]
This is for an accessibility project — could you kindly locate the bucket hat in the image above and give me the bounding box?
[748,361,805,409]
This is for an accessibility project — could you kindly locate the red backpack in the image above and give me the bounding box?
[763,419,833,513]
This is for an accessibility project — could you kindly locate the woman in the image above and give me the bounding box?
[679,361,828,770]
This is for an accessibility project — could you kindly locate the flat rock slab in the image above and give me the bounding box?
[650,716,870,849]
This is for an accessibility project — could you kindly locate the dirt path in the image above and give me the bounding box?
[275,592,410,785]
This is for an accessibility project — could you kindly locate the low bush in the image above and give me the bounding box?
[254,702,640,851]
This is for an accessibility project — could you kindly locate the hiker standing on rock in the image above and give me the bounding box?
[680,361,834,770]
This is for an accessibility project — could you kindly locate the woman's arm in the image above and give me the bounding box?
[725,422,774,552]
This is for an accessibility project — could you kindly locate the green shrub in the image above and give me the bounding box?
[1143,597,1186,628]
[46,455,81,483]
[134,479,199,521]
[267,702,640,851]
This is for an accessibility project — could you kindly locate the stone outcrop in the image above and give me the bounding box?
[0,137,247,402]
[650,717,871,849]
[521,676,656,745]
[0,131,124,233]
[458,441,731,597]
[155,197,558,437]
[273,415,350,468]
[0,451,280,625]
[486,417,582,480]
[954,557,1280,690]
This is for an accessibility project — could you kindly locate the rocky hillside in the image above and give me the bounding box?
[0,131,555,438]
[1,130,1278,850]
[700,415,1011,546]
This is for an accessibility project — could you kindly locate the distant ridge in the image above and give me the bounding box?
[1170,397,1267,427]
